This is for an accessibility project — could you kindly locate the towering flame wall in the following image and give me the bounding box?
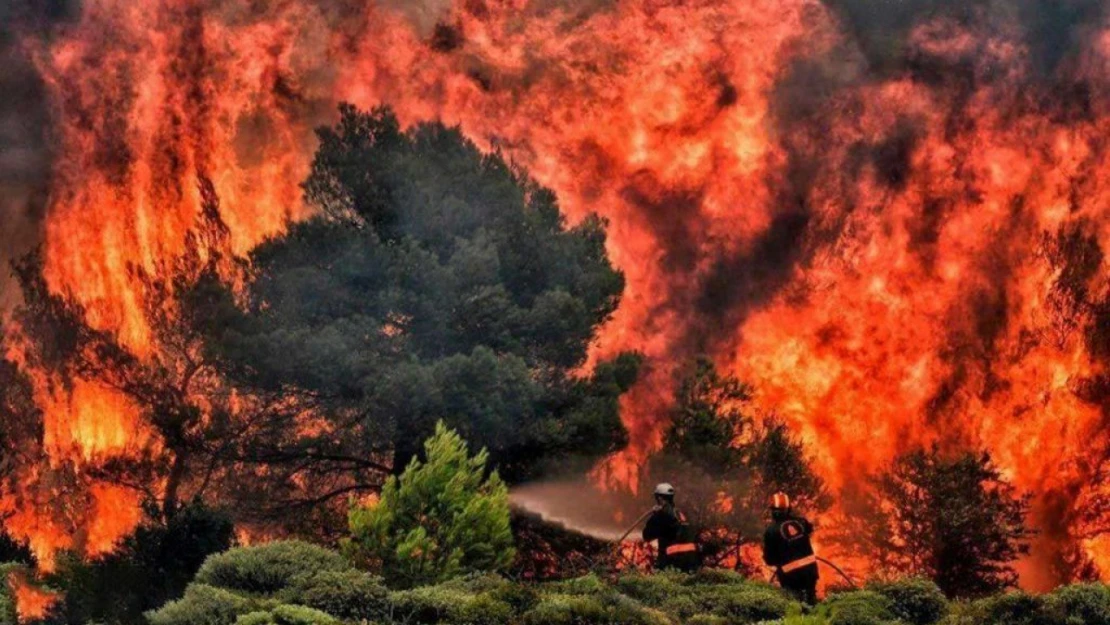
[4,0,1110,586]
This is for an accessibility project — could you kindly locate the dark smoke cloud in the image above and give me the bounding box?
[0,0,79,309]
[821,0,1107,77]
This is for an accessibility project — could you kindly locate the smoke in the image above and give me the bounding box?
[0,1,72,310]
[820,0,1107,76]
[510,478,648,541]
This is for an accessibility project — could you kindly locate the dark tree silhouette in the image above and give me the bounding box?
[834,446,1032,598]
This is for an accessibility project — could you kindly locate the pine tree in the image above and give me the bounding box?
[344,422,515,587]
[834,446,1032,598]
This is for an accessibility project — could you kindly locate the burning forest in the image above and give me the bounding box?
[5,0,1110,620]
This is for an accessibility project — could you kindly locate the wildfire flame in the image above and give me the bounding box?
[3,0,1110,589]
[7,571,59,622]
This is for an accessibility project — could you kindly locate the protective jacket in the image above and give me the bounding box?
[763,513,819,603]
[642,503,701,572]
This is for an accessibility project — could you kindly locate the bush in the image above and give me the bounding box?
[195,542,350,595]
[686,615,729,625]
[269,605,340,625]
[693,585,794,624]
[1045,583,1110,625]
[547,574,613,597]
[280,569,389,621]
[234,612,274,625]
[616,573,689,606]
[689,569,749,587]
[232,605,339,625]
[520,593,670,625]
[971,591,1046,625]
[869,578,948,625]
[345,423,515,588]
[146,584,254,625]
[822,591,896,625]
[390,586,514,625]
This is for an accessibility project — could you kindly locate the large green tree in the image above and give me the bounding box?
[194,104,634,487]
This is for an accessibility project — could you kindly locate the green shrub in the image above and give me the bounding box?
[1045,583,1110,625]
[971,591,1046,625]
[232,606,339,625]
[345,423,515,588]
[146,584,254,625]
[822,591,896,625]
[280,569,388,621]
[869,578,948,625]
[617,573,689,606]
[686,615,729,625]
[520,593,671,625]
[693,585,794,624]
[234,612,274,625]
[268,605,340,625]
[195,542,350,595]
[390,586,513,625]
[689,569,749,587]
[487,581,541,614]
[547,574,613,597]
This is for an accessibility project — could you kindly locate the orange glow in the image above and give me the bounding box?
[4,0,1110,588]
[7,572,59,622]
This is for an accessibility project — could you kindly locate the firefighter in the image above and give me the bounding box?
[762,492,819,605]
[642,482,702,572]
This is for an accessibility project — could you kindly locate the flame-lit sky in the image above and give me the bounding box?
[5,0,1110,588]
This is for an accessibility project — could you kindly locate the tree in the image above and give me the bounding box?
[193,104,634,487]
[2,103,634,542]
[833,446,1032,598]
[644,357,828,570]
[344,422,515,587]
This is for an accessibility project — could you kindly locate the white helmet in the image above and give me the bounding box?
[654,483,676,498]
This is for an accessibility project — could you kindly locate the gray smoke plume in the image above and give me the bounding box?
[0,0,80,310]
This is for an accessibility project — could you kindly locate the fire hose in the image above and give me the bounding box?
[767,556,857,589]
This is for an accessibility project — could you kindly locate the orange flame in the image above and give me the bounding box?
[7,572,59,622]
[3,0,1110,588]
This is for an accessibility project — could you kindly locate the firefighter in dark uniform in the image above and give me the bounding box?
[762,492,819,604]
[642,483,702,572]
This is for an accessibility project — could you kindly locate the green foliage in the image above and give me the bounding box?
[390,586,514,625]
[869,578,948,625]
[834,447,1031,598]
[616,572,689,606]
[232,605,340,625]
[279,569,389,621]
[968,591,1045,625]
[192,104,634,510]
[521,593,671,625]
[195,542,350,595]
[1044,583,1110,625]
[266,605,340,625]
[345,423,515,587]
[821,591,897,625]
[691,585,794,624]
[548,574,614,597]
[146,584,254,625]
